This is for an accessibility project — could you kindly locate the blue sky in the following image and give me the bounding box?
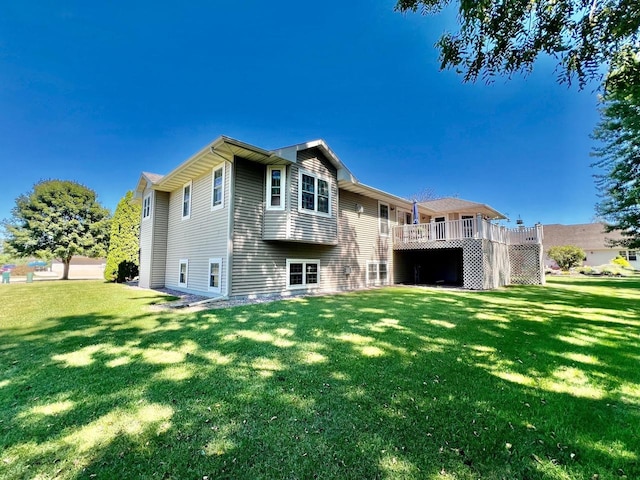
[0,1,602,228]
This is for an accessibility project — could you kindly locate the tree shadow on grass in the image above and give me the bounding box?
[1,280,639,479]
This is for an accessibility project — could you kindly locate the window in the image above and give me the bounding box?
[629,251,637,261]
[266,166,286,210]
[379,202,389,236]
[178,259,188,287]
[208,258,222,293]
[211,165,224,210]
[142,194,151,220]
[298,170,331,216]
[367,261,389,285]
[619,250,627,260]
[182,181,192,219]
[286,259,320,290]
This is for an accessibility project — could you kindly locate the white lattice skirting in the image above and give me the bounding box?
[509,244,544,285]
[394,239,543,289]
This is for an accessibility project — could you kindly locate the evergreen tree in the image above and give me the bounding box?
[104,191,141,282]
[592,51,640,249]
[4,180,111,280]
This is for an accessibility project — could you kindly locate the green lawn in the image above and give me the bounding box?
[1,277,639,480]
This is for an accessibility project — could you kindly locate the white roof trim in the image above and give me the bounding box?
[274,139,358,184]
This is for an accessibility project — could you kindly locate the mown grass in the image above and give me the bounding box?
[1,277,639,480]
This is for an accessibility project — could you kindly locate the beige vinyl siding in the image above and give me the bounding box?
[263,209,288,240]
[231,158,280,296]
[288,149,338,244]
[138,187,154,289]
[150,191,169,288]
[164,161,230,295]
[231,156,394,297]
[336,190,393,290]
[262,149,339,244]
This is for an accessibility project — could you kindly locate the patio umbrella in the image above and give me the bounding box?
[27,261,47,267]
[412,200,419,224]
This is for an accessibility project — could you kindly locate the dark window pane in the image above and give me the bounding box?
[290,263,303,285]
[302,174,314,194]
[302,192,314,210]
[318,179,329,197]
[318,196,329,213]
[306,263,318,284]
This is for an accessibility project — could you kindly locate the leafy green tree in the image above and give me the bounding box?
[395,0,640,87]
[547,245,587,270]
[592,51,640,249]
[3,180,111,280]
[104,191,141,282]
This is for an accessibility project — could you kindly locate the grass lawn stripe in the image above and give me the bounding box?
[0,276,638,479]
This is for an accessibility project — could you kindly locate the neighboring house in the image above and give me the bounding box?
[51,256,106,279]
[135,136,544,298]
[543,223,638,269]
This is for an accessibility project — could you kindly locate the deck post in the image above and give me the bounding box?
[476,214,484,239]
[535,223,544,244]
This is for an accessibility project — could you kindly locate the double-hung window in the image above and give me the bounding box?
[630,251,637,261]
[208,258,222,293]
[367,261,388,285]
[298,170,330,216]
[379,202,390,236]
[182,181,192,219]
[211,165,224,210]
[178,259,188,287]
[266,166,286,210]
[286,259,320,290]
[142,194,151,220]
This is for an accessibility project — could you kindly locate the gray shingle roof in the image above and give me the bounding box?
[419,197,506,219]
[542,223,624,250]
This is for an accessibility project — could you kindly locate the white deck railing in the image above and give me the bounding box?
[393,218,542,248]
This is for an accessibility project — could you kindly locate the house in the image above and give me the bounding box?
[543,223,638,269]
[51,256,106,279]
[135,136,544,299]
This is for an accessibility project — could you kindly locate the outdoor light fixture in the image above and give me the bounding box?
[355,204,364,214]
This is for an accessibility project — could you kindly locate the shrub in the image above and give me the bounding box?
[598,264,633,277]
[577,265,594,275]
[116,261,139,283]
[612,256,631,268]
[547,245,586,271]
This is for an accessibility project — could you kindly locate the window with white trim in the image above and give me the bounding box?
[208,258,222,293]
[630,251,637,261]
[266,166,286,210]
[298,170,330,216]
[211,165,224,210]
[379,202,390,236]
[182,181,192,219]
[286,259,320,290]
[178,259,188,287]
[142,194,151,220]
[367,261,388,285]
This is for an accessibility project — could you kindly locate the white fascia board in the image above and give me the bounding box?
[274,139,358,184]
[338,179,433,213]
